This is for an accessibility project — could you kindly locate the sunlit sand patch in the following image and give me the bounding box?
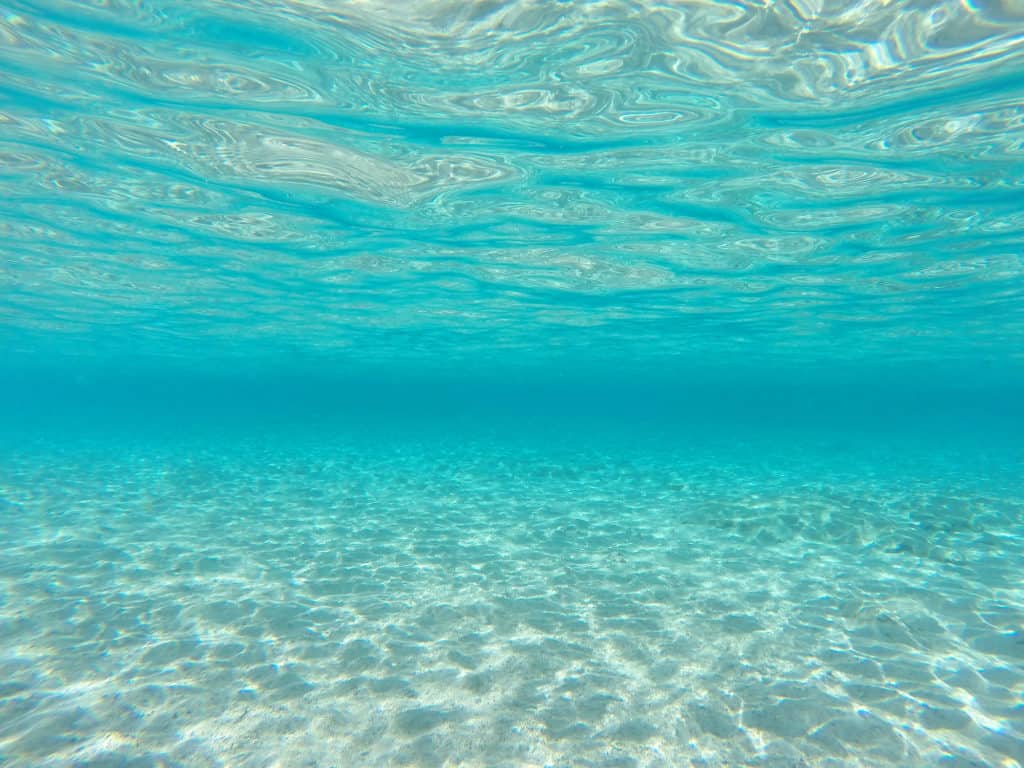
[0,434,1021,766]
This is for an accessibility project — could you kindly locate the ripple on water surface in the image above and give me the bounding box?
[1,1,1023,365]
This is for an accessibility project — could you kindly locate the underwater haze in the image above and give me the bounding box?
[1,1,1024,766]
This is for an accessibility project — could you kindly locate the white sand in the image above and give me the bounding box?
[0,433,1021,766]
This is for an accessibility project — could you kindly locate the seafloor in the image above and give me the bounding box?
[1,428,1022,767]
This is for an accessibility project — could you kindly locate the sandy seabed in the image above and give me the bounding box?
[1,432,1022,767]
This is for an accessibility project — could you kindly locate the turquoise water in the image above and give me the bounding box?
[2,2,1024,766]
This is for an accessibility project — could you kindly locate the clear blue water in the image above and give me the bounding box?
[1,2,1023,766]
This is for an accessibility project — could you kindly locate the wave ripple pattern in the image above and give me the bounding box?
[2,437,1023,767]
[1,0,1023,363]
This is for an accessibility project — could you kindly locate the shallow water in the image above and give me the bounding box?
[2,405,1023,767]
[2,1,1024,766]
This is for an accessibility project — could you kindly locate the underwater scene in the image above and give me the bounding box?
[1,1,1023,766]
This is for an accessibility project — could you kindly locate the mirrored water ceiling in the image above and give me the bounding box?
[1,0,1023,367]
